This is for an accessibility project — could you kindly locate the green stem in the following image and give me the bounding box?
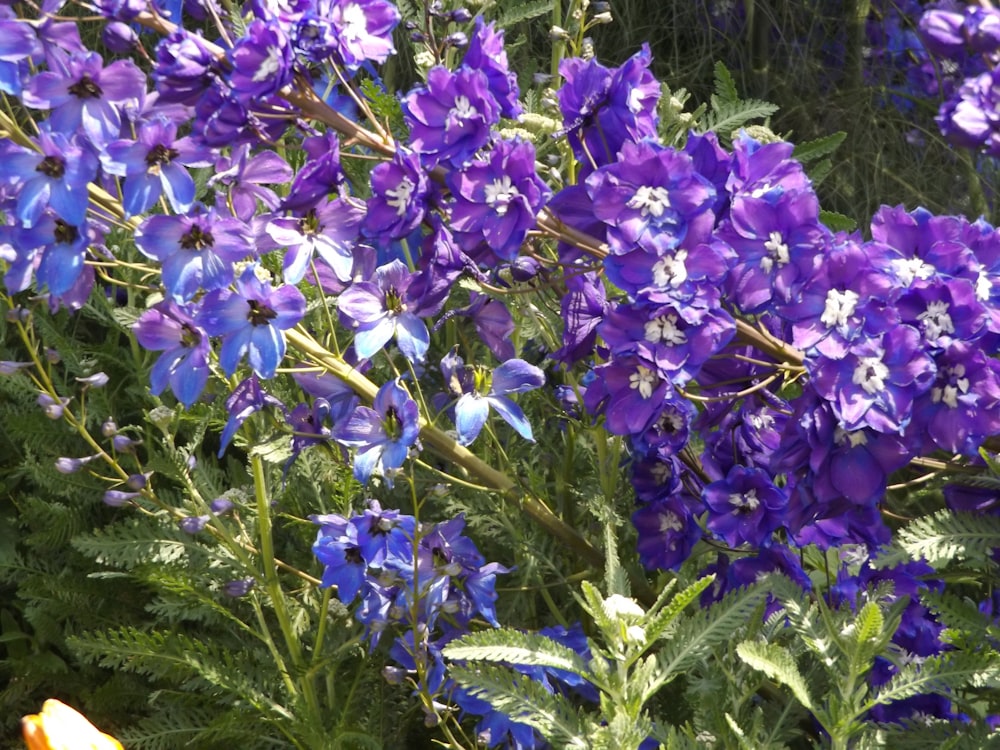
[250,453,323,729]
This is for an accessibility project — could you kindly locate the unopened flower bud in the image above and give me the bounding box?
[382,666,407,685]
[55,455,97,474]
[126,472,149,490]
[44,348,60,363]
[444,31,467,48]
[101,418,118,437]
[103,490,140,507]
[450,8,472,22]
[549,25,570,40]
[76,372,109,388]
[210,497,234,515]
[592,11,612,23]
[112,434,140,452]
[179,515,210,534]
[103,21,138,52]
[0,361,31,375]
[223,577,255,597]
[37,393,70,420]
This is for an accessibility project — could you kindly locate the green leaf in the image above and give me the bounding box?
[869,652,1000,708]
[443,628,592,683]
[793,132,847,163]
[897,510,1000,567]
[701,99,780,141]
[448,662,589,748]
[713,61,739,104]
[498,0,553,25]
[736,640,814,710]
[820,210,858,233]
[642,575,713,645]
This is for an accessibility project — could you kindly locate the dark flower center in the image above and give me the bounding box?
[431,546,449,566]
[247,299,278,326]
[146,144,180,169]
[303,209,320,236]
[53,219,78,245]
[180,225,214,251]
[36,155,66,179]
[344,547,363,565]
[384,405,402,440]
[68,75,103,99]
[180,322,201,348]
[385,287,404,315]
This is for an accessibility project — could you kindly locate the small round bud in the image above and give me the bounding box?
[223,577,256,597]
[126,473,149,491]
[101,418,118,437]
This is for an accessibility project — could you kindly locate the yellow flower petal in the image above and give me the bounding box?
[21,699,123,750]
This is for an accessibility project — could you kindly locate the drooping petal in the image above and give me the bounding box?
[454,393,490,445]
[487,395,534,441]
[490,358,544,395]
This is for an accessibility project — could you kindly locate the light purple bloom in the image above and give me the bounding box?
[135,208,253,302]
[209,144,293,222]
[440,349,544,445]
[338,259,429,363]
[324,0,400,69]
[198,264,306,378]
[333,379,420,485]
[267,197,365,284]
[133,300,211,408]
[216,374,287,455]
[228,20,294,98]
[463,16,521,118]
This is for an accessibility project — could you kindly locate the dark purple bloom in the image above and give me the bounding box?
[333,379,420,485]
[403,65,499,167]
[135,207,253,302]
[633,497,701,571]
[895,277,988,349]
[408,215,470,317]
[223,577,256,597]
[463,16,520,118]
[702,465,787,548]
[153,30,222,106]
[553,270,607,365]
[809,324,936,434]
[134,300,211,408]
[557,44,659,170]
[586,139,716,255]
[280,131,343,212]
[103,115,211,216]
[448,138,550,261]
[440,349,544,445]
[216,374,287,456]
[584,345,672,436]
[228,20,294,98]
[338,259,429,362]
[23,51,145,147]
[363,148,429,242]
[198,264,306,378]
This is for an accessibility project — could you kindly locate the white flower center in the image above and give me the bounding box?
[835,426,869,448]
[729,489,760,512]
[651,250,688,288]
[385,177,415,217]
[821,289,860,329]
[253,46,283,82]
[644,313,687,346]
[627,185,671,219]
[629,365,657,399]
[932,364,970,409]
[892,257,935,286]
[658,510,684,533]
[852,355,890,395]
[627,88,647,113]
[484,176,519,217]
[650,462,671,485]
[977,270,992,302]
[449,95,478,122]
[340,3,367,41]
[760,231,789,272]
[917,300,955,341]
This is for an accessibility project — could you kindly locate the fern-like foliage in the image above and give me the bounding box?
[442,628,592,681]
[896,510,1000,568]
[698,61,779,145]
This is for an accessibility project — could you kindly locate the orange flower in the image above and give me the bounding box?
[21,699,123,750]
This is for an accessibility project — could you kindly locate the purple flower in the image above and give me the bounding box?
[103,489,139,506]
[133,300,211,408]
[448,138,551,261]
[584,345,672,436]
[280,131,343,212]
[362,149,429,242]
[633,497,701,571]
[810,323,937,434]
[216,374,287,455]
[333,379,420,485]
[585,140,716,255]
[323,0,399,69]
[198,264,306,378]
[267,198,365,284]
[558,44,659,170]
[403,65,499,167]
[338,259,429,363]
[228,20,294,99]
[223,577,256,597]
[103,115,211,216]
[23,51,145,147]
[209,144,293,222]
[440,349,544,445]
[462,16,521,118]
[136,208,252,302]
[153,30,221,106]
[702,465,787,548]
[12,213,89,296]
[0,131,98,228]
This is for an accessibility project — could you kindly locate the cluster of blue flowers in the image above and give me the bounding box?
[4,0,1000,736]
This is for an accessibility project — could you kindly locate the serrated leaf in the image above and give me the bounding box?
[820,210,858,233]
[701,99,780,140]
[443,629,592,682]
[897,509,1000,566]
[498,0,553,25]
[713,61,739,104]
[869,652,1000,708]
[643,575,712,645]
[109,306,143,331]
[793,132,847,163]
[737,640,814,710]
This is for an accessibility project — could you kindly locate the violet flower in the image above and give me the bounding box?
[702,465,787,548]
[338,259,429,363]
[362,148,429,242]
[333,379,420,485]
[216,374,288,456]
[198,264,306,379]
[266,197,365,284]
[210,144,293,222]
[133,300,211,408]
[448,138,551,261]
[462,16,521,118]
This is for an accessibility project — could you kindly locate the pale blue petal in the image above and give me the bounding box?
[455,393,490,445]
[488,395,534,441]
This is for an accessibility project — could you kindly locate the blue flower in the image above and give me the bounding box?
[333,379,419,485]
[441,349,544,445]
[216,374,287,456]
[198,265,306,379]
